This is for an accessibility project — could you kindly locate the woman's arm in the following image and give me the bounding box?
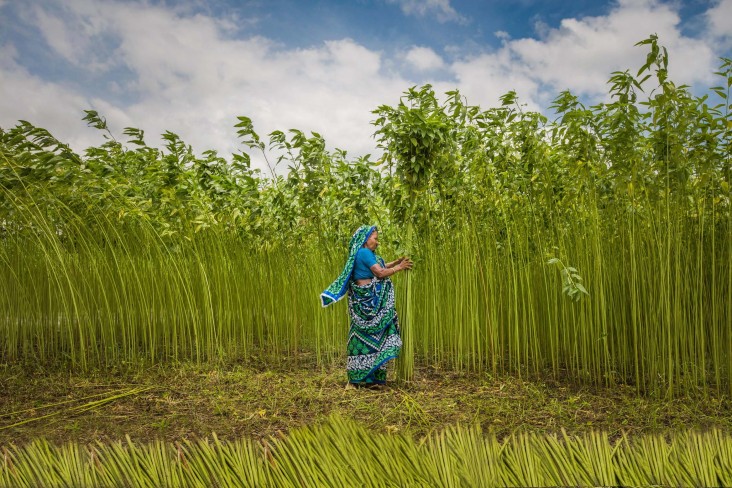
[369,258,412,278]
[385,256,406,268]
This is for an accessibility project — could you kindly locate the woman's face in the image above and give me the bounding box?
[364,230,379,251]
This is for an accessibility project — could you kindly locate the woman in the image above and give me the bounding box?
[321,225,412,387]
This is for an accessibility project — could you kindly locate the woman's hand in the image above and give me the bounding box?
[387,256,408,268]
[370,257,413,279]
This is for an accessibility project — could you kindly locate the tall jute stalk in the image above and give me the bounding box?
[2,48,730,395]
[0,176,729,395]
[397,221,415,382]
[371,85,458,382]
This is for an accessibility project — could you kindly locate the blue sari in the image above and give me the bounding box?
[321,226,402,384]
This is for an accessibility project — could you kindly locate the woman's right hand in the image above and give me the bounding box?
[398,258,413,271]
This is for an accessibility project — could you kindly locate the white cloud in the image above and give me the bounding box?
[448,0,719,111]
[514,0,714,93]
[14,1,116,73]
[33,5,82,63]
[0,0,411,170]
[451,49,543,112]
[404,46,445,71]
[0,46,98,150]
[386,0,466,24]
[705,0,732,40]
[533,19,551,39]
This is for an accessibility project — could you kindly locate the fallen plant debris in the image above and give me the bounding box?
[1,359,729,446]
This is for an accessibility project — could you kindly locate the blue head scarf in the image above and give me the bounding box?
[320,225,376,307]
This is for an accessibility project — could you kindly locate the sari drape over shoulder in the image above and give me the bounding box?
[320,225,376,307]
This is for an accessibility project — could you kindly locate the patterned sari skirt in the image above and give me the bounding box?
[346,277,402,384]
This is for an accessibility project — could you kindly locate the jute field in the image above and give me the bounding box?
[1,37,730,486]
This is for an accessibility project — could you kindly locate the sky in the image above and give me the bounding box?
[1,0,731,171]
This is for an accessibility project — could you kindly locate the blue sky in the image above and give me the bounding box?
[228,0,708,51]
[1,0,731,169]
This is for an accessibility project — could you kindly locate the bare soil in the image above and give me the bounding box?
[1,354,730,445]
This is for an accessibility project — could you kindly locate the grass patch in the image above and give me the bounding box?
[1,355,730,446]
